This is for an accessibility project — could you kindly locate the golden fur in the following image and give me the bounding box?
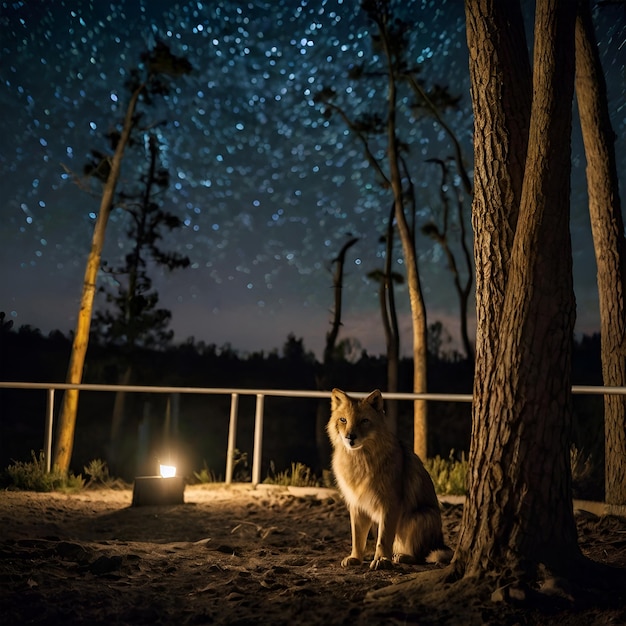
[327,388,452,570]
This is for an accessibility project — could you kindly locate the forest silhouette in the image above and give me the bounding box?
[0,319,604,495]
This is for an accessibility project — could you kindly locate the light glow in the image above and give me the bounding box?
[159,464,177,478]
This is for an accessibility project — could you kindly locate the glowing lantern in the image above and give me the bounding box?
[132,461,184,507]
[159,464,177,478]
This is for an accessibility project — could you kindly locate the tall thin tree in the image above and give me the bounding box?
[368,201,403,431]
[53,43,192,473]
[94,133,190,473]
[316,0,466,458]
[422,157,474,361]
[315,235,359,469]
[575,0,626,505]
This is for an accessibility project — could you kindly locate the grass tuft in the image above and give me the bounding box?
[264,461,321,488]
[424,451,468,495]
[4,450,84,492]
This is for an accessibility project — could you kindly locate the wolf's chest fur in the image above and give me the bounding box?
[332,444,400,521]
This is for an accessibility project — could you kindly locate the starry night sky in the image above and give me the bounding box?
[1,0,625,358]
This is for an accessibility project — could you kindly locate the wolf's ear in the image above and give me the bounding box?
[331,388,349,411]
[363,389,384,413]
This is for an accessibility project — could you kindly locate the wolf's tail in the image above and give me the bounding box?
[425,546,454,565]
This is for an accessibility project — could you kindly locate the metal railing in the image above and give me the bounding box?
[1,381,625,484]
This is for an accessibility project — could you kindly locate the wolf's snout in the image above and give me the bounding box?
[346,433,356,446]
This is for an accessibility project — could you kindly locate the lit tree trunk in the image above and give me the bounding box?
[381,20,428,460]
[575,0,626,505]
[394,182,428,460]
[366,3,625,614]
[455,0,582,583]
[53,84,144,473]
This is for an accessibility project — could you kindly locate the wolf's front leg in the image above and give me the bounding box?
[341,508,371,567]
[371,508,400,570]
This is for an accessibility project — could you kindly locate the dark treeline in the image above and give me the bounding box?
[0,322,603,489]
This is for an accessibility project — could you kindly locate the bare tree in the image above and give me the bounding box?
[315,236,359,469]
[368,202,403,431]
[316,0,467,458]
[422,157,474,361]
[575,0,626,505]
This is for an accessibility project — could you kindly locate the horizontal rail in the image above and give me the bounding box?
[0,382,474,402]
[2,381,624,481]
[2,381,625,397]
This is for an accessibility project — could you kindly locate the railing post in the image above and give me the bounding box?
[252,393,264,486]
[225,393,239,484]
[44,388,54,473]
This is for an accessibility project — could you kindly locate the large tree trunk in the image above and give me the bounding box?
[465,0,532,410]
[53,84,144,473]
[455,0,581,581]
[575,0,626,505]
[366,2,625,615]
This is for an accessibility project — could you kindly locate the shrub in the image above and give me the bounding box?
[264,461,321,488]
[83,458,128,489]
[570,444,603,500]
[232,448,251,482]
[83,458,110,486]
[4,450,84,492]
[193,461,221,484]
[424,451,468,495]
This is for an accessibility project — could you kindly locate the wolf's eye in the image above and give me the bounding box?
[360,419,370,426]
[339,417,347,424]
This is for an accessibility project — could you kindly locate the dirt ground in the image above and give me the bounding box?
[1,484,625,625]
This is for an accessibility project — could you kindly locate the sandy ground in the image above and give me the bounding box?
[1,484,625,625]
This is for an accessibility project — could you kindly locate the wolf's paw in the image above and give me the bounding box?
[370,556,394,571]
[393,553,416,564]
[341,556,362,567]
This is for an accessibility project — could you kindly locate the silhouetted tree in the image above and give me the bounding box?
[282,333,315,365]
[422,157,474,361]
[315,0,465,458]
[53,42,192,473]
[367,202,403,432]
[92,132,190,472]
[315,235,359,469]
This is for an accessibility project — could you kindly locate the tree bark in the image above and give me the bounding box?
[465,0,532,406]
[456,0,581,581]
[53,84,144,473]
[575,0,626,505]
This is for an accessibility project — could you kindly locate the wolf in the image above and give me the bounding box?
[327,388,452,570]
